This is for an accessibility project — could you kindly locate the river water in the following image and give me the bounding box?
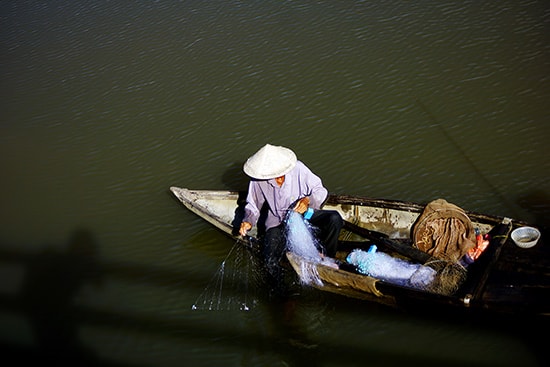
[1,1,548,366]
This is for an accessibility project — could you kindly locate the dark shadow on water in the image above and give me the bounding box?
[18,228,103,366]
[220,161,250,191]
[517,189,550,236]
[253,276,324,367]
[1,223,547,367]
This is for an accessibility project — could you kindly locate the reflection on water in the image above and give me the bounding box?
[1,229,102,365]
[24,232,101,364]
[1,0,548,366]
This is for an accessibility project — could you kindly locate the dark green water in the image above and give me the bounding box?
[1,1,548,366]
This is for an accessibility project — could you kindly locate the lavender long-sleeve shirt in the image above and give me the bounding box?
[242,160,328,231]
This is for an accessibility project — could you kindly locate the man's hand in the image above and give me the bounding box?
[293,196,310,215]
[239,221,252,236]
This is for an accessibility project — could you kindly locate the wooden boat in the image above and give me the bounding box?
[170,186,549,318]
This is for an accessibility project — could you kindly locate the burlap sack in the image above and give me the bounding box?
[412,199,476,262]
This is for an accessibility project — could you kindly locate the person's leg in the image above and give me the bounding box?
[263,225,287,292]
[309,210,343,257]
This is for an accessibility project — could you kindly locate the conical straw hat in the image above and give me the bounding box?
[243,144,297,179]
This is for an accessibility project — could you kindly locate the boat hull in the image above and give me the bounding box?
[170,186,549,318]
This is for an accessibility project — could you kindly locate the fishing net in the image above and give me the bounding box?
[285,211,323,261]
[346,248,467,295]
[191,240,263,311]
[284,211,339,286]
[284,211,323,285]
[347,248,436,290]
[297,261,323,286]
[423,259,468,295]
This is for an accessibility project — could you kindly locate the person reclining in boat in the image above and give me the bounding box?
[238,143,343,285]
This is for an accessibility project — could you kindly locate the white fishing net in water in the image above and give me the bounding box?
[191,240,262,311]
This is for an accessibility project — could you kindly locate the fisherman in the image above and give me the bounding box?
[238,143,343,288]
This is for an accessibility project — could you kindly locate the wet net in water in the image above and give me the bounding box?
[191,240,263,311]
